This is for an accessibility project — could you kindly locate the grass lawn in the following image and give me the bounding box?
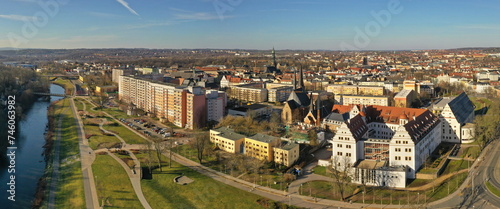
[88,135,121,150]
[240,173,288,191]
[442,160,469,175]
[52,78,74,95]
[140,160,267,209]
[460,146,480,159]
[75,100,84,111]
[101,107,133,119]
[407,179,433,188]
[418,168,438,175]
[301,171,468,205]
[92,154,143,208]
[486,181,500,197]
[56,162,85,209]
[103,124,147,144]
[52,98,85,208]
[312,166,329,176]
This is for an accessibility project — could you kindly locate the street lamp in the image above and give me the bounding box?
[260,175,263,186]
[363,191,365,204]
[418,192,420,204]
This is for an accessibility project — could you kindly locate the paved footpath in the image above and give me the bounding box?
[47,107,65,208]
[70,98,100,209]
[99,119,152,209]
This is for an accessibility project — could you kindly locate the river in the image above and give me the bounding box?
[0,84,64,208]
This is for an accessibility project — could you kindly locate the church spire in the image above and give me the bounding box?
[272,47,277,67]
[299,65,305,90]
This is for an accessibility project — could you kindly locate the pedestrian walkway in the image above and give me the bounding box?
[47,107,66,208]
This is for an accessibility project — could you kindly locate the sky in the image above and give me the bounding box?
[0,0,499,50]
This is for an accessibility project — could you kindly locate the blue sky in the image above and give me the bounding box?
[0,0,499,50]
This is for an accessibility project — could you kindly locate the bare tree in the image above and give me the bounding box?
[194,133,210,164]
[331,155,353,201]
[151,136,167,172]
[142,142,155,174]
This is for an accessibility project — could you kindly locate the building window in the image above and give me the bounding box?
[346,145,352,149]
[346,153,352,157]
[395,148,401,152]
[337,152,343,156]
[337,144,342,148]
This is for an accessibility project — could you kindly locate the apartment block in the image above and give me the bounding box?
[119,75,226,129]
[209,127,245,154]
[326,84,385,96]
[341,95,390,106]
[268,86,293,103]
[273,143,300,167]
[229,84,268,103]
[244,133,280,162]
[206,90,227,122]
[394,89,417,108]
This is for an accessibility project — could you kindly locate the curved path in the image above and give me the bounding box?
[70,97,100,209]
[98,119,152,209]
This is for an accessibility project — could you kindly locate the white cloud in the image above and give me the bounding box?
[116,0,140,16]
[0,14,37,21]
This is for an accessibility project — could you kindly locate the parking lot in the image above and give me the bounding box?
[118,118,191,146]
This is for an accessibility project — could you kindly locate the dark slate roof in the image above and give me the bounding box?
[447,92,475,124]
[287,91,310,107]
[324,112,349,122]
[285,100,299,110]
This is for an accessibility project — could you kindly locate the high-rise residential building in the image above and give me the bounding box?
[206,90,227,123]
[268,86,293,103]
[112,68,134,85]
[118,75,226,129]
[228,83,268,103]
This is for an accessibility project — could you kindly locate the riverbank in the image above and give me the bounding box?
[36,98,85,208]
[32,99,58,208]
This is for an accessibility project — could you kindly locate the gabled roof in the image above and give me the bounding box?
[331,104,358,114]
[287,91,310,107]
[324,112,349,122]
[446,92,475,124]
[346,115,368,141]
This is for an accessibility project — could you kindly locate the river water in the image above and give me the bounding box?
[0,84,64,208]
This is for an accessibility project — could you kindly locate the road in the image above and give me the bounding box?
[431,139,500,209]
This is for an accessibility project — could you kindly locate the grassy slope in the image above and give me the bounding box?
[138,153,265,209]
[53,98,85,208]
[92,154,143,208]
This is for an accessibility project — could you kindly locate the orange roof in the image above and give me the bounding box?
[331,104,358,114]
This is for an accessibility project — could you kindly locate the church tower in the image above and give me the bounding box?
[272,47,277,67]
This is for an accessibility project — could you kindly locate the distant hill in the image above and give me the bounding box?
[0,47,19,51]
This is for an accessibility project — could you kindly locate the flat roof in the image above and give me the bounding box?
[248,133,278,143]
[275,142,299,151]
[211,127,246,141]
